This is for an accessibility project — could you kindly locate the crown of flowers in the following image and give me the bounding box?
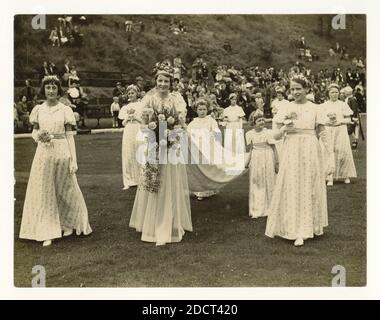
[154,61,174,77]
[290,74,311,87]
[42,75,61,83]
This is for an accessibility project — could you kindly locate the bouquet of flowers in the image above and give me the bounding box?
[37,130,54,147]
[327,112,337,124]
[283,112,298,125]
[139,97,187,193]
[124,108,139,124]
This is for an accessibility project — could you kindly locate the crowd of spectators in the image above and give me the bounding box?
[48,15,85,48]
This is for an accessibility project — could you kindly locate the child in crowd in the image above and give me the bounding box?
[110,96,121,128]
[245,110,278,218]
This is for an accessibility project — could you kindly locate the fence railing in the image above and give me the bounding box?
[14,70,135,87]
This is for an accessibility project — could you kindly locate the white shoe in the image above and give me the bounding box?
[42,240,52,247]
[327,181,333,186]
[197,197,203,201]
[156,242,166,246]
[344,178,351,184]
[123,186,130,190]
[63,229,73,237]
[294,238,304,246]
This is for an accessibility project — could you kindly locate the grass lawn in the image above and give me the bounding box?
[14,132,366,287]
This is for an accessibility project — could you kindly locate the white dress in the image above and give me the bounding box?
[265,101,328,240]
[320,100,357,180]
[118,101,143,188]
[129,90,192,244]
[272,99,290,158]
[19,102,92,241]
[246,128,277,218]
[223,105,245,161]
[187,115,222,198]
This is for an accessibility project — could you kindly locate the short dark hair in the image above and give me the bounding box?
[39,75,63,99]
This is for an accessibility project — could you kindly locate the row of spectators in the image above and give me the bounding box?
[48,15,85,47]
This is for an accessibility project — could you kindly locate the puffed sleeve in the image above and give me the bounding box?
[210,117,221,133]
[118,105,127,120]
[173,92,187,114]
[316,106,328,126]
[245,130,252,146]
[237,107,245,118]
[265,129,276,145]
[342,101,354,117]
[63,105,77,126]
[29,105,40,125]
[273,104,287,125]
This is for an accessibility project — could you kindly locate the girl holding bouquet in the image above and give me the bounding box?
[321,84,357,186]
[118,85,143,189]
[245,110,278,218]
[129,63,192,246]
[19,76,92,246]
[265,76,332,246]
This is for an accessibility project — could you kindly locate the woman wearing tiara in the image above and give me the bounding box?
[19,76,92,246]
[118,85,143,189]
[129,63,192,246]
[321,83,357,186]
[265,76,332,246]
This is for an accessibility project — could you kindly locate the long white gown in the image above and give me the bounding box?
[265,101,328,240]
[129,90,193,244]
[118,101,143,188]
[320,100,357,180]
[19,102,92,241]
[246,128,276,218]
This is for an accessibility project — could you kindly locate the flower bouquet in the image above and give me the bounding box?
[37,130,54,147]
[283,111,298,125]
[327,112,337,125]
[139,98,187,193]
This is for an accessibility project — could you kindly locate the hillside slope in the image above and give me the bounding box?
[14,14,366,79]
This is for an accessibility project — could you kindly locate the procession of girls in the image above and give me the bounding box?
[19,69,357,247]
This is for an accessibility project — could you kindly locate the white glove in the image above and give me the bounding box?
[66,131,78,174]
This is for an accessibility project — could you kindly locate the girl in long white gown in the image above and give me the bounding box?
[265,77,332,246]
[320,84,357,186]
[118,85,143,189]
[187,98,222,200]
[129,70,192,246]
[19,76,92,246]
[246,110,278,218]
[223,93,245,158]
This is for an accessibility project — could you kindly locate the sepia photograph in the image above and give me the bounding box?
[12,12,366,288]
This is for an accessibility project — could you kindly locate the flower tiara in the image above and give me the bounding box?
[154,61,174,77]
[290,74,311,87]
[42,75,61,83]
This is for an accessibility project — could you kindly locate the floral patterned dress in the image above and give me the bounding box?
[129,90,192,244]
[246,128,277,218]
[265,101,328,240]
[118,101,143,188]
[19,102,92,242]
[320,100,357,180]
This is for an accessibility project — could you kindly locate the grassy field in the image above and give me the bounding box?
[14,132,366,287]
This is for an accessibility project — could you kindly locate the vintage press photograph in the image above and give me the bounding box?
[13,14,366,287]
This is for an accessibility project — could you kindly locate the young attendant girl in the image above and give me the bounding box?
[223,93,245,157]
[246,110,278,218]
[118,85,143,190]
[187,98,222,200]
[19,76,92,246]
[321,83,357,186]
[265,76,332,246]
